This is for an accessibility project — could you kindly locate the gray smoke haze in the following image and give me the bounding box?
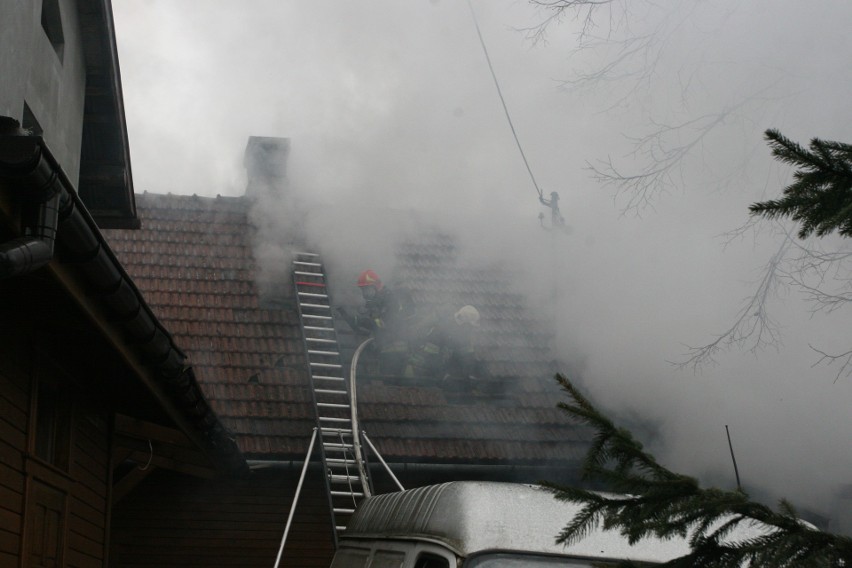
[114,1,852,531]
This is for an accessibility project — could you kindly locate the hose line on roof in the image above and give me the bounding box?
[466,0,544,201]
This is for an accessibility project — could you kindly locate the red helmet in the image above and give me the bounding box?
[357,269,383,291]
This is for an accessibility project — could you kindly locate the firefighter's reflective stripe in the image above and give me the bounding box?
[422,342,441,355]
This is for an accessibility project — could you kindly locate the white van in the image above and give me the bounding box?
[329,481,698,567]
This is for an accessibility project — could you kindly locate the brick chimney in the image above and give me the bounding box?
[244,136,290,198]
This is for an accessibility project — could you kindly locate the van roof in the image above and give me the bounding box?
[342,481,696,562]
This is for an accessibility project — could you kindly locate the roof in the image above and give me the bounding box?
[391,234,556,381]
[344,481,690,562]
[104,192,589,465]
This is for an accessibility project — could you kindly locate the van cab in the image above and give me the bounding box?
[329,481,694,567]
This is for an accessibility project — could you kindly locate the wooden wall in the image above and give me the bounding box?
[66,404,111,567]
[0,316,112,568]
[110,468,335,567]
[0,326,28,565]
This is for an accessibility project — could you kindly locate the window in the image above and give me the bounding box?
[33,378,72,471]
[330,547,370,568]
[41,0,65,63]
[415,553,450,568]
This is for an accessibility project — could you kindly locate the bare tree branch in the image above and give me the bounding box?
[588,103,746,214]
[674,235,791,372]
[809,345,852,384]
[524,1,620,46]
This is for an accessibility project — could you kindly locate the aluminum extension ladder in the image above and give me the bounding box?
[291,251,371,546]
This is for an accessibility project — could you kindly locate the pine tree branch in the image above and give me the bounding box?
[546,373,852,567]
[752,129,852,239]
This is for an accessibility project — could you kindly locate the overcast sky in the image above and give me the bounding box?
[113,1,852,531]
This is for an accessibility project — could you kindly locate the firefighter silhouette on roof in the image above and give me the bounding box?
[406,304,485,383]
[337,269,417,376]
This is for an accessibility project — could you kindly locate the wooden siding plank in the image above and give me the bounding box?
[71,481,106,512]
[0,439,24,472]
[0,483,23,516]
[0,375,28,409]
[0,527,20,556]
[0,395,26,433]
[69,513,105,545]
[68,527,104,560]
[74,423,109,460]
[0,462,24,495]
[69,495,105,530]
[0,549,18,567]
[0,414,26,449]
[73,439,108,479]
[72,466,106,500]
[0,507,21,536]
[0,335,32,399]
[65,546,103,568]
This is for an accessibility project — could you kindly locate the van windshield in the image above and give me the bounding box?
[466,553,611,567]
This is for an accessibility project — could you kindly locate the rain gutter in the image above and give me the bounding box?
[0,135,246,475]
[247,460,572,480]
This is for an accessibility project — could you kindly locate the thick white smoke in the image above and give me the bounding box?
[114,0,852,532]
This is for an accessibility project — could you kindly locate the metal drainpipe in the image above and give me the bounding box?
[0,137,63,278]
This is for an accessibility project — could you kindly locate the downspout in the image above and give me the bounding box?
[0,128,63,278]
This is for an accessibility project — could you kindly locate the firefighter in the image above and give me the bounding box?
[444,305,483,380]
[404,306,449,378]
[337,269,416,376]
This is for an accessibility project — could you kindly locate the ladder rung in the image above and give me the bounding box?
[294,270,324,277]
[318,402,349,409]
[322,430,353,437]
[324,443,354,450]
[330,475,360,482]
[298,292,329,299]
[326,458,356,465]
[336,526,347,531]
[293,261,321,267]
[307,338,337,344]
[300,303,330,310]
[310,362,341,368]
[331,491,364,498]
[334,508,356,515]
[303,315,333,322]
[294,252,319,257]
[313,375,345,382]
[319,417,350,423]
[304,325,334,331]
[308,349,339,356]
[315,389,347,395]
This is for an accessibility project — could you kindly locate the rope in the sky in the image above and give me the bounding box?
[466,0,544,200]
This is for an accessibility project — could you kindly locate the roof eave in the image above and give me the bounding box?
[76,0,138,228]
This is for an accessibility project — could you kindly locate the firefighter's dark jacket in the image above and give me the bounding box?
[351,288,416,349]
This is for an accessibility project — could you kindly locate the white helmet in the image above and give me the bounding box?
[454,305,480,326]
